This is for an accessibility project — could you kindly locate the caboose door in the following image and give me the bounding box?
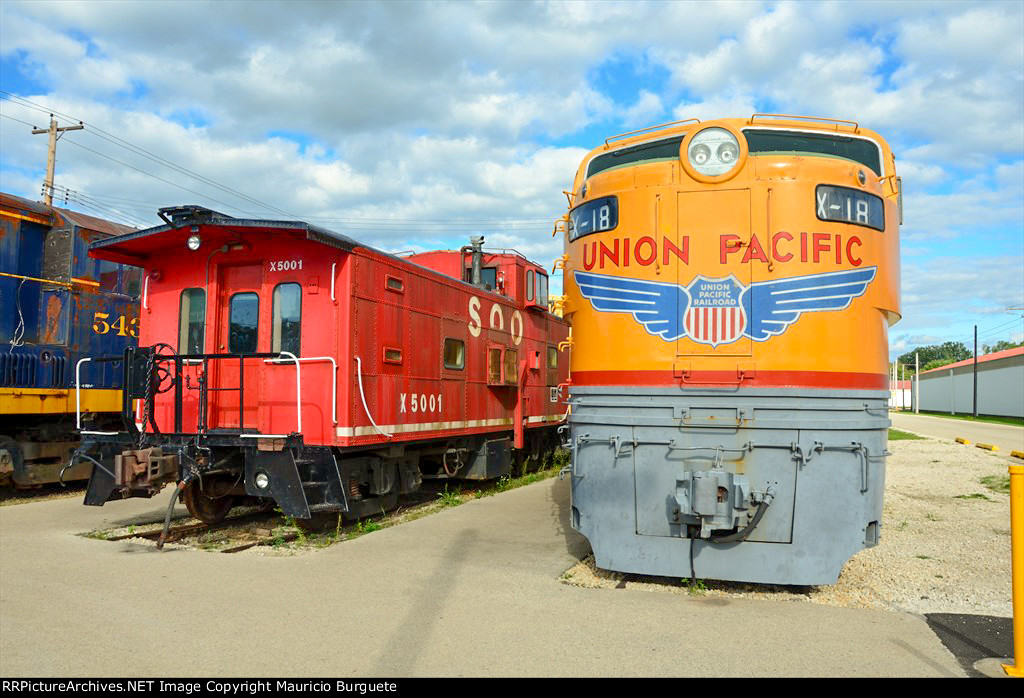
[210,262,263,431]
[675,189,753,358]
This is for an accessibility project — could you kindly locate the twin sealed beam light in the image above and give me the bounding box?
[685,127,742,177]
[679,122,748,183]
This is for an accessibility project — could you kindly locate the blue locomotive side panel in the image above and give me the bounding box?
[1,191,141,487]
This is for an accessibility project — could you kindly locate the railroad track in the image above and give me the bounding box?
[103,510,288,552]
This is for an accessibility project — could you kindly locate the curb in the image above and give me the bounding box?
[955,437,971,445]
[1011,450,1024,460]
[975,443,999,452]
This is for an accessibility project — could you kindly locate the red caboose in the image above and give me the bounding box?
[77,206,569,525]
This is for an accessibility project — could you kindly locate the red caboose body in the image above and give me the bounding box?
[77,206,569,525]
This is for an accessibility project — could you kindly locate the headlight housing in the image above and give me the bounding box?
[680,123,747,182]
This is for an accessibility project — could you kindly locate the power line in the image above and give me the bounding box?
[2,92,300,219]
[48,184,150,228]
[2,93,564,227]
[56,136,268,217]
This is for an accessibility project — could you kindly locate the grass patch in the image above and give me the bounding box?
[914,411,1024,427]
[980,474,1011,495]
[437,485,462,507]
[685,578,707,596]
[888,428,924,440]
[954,493,992,501]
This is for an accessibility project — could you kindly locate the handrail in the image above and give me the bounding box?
[75,357,90,431]
[267,351,302,433]
[748,113,859,132]
[355,356,392,438]
[605,118,701,147]
[330,262,336,302]
[265,355,337,424]
[75,357,120,435]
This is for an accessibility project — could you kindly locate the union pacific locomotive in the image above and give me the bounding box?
[559,115,901,585]
[76,206,568,529]
[1,192,140,487]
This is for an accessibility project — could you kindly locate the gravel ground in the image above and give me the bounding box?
[562,434,1015,617]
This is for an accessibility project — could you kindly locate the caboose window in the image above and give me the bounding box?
[487,348,502,384]
[272,283,301,355]
[228,292,259,354]
[443,338,465,370]
[547,346,558,369]
[503,349,518,385]
[178,289,206,354]
[466,266,499,291]
[537,273,548,307]
[526,270,535,301]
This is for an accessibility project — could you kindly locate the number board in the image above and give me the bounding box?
[815,185,884,231]
[569,196,618,241]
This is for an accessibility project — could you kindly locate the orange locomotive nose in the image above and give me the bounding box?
[560,115,901,585]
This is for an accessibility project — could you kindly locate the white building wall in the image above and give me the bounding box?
[917,354,1024,418]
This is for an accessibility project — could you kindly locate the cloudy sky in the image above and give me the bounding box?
[1,0,1022,357]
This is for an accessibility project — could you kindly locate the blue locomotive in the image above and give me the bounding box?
[0,191,141,487]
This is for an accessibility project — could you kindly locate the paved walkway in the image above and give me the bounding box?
[0,479,963,677]
[891,412,1024,458]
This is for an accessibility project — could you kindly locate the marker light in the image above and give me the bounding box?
[255,472,270,489]
[186,235,201,251]
[687,127,741,177]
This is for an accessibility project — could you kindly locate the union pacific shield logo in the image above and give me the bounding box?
[574,267,877,345]
[684,276,746,347]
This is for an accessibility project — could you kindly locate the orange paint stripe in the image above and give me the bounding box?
[0,208,51,226]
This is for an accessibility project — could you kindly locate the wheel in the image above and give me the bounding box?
[182,480,235,524]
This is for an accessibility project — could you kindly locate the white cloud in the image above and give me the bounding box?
[1,0,1021,338]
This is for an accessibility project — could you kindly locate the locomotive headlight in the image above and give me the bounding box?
[255,471,270,490]
[690,143,711,166]
[186,234,201,251]
[681,124,746,182]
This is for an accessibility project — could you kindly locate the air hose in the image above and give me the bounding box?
[708,486,777,544]
[156,475,196,550]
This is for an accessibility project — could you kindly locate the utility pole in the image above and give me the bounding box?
[973,324,979,418]
[914,352,919,414]
[31,115,83,206]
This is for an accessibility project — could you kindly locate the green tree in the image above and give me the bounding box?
[898,341,971,370]
[982,339,1024,354]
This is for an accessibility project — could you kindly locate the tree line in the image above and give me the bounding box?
[897,339,1023,373]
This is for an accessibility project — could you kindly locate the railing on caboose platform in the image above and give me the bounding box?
[74,348,333,441]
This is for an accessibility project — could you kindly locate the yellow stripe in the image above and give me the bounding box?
[0,388,123,415]
[0,209,51,226]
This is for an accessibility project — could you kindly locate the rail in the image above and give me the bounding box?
[604,118,701,147]
[748,113,860,132]
[263,355,337,424]
[74,348,345,439]
[355,356,392,439]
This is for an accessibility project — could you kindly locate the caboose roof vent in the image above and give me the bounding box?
[157,205,234,228]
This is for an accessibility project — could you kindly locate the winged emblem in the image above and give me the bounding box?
[574,267,877,347]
